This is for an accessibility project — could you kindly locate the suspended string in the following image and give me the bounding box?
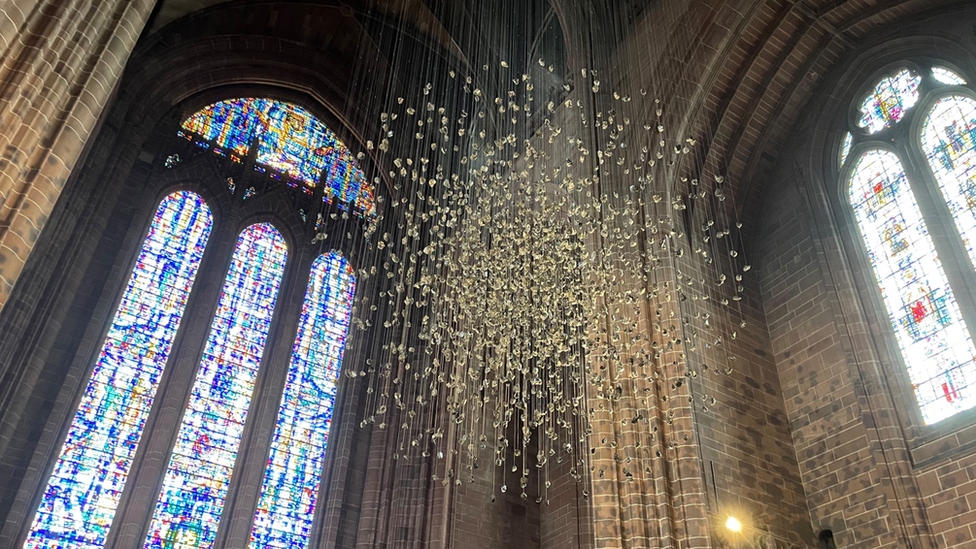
[331,1,756,543]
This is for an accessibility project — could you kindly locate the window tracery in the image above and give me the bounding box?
[181,98,375,218]
[23,96,363,549]
[857,68,921,134]
[845,62,976,424]
[933,66,967,86]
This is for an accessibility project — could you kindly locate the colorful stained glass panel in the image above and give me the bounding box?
[181,98,375,217]
[182,101,262,155]
[249,253,356,548]
[24,192,212,549]
[849,149,976,424]
[922,96,976,265]
[144,223,287,549]
[933,67,967,86]
[857,69,921,134]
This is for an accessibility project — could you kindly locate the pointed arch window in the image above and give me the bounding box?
[843,63,976,424]
[849,150,976,423]
[922,96,976,265]
[21,94,375,549]
[249,252,356,548]
[20,96,366,549]
[24,192,212,549]
[144,223,287,549]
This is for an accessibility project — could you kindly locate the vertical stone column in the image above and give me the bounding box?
[588,285,710,549]
[0,0,155,309]
[583,184,710,548]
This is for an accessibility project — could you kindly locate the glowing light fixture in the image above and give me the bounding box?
[726,517,743,533]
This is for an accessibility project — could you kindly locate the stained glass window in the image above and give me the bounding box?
[144,223,287,549]
[181,98,375,217]
[857,69,921,134]
[24,192,212,549]
[933,67,967,86]
[249,252,356,548]
[849,149,976,424]
[840,132,853,167]
[922,96,976,268]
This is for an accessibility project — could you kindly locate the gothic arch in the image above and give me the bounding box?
[0,9,387,544]
[752,11,976,546]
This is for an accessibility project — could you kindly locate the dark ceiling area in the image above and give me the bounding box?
[136,0,971,212]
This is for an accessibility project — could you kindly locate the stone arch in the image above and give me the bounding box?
[0,7,392,544]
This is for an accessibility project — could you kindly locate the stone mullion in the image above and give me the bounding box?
[105,209,241,547]
[0,0,156,310]
[214,243,312,548]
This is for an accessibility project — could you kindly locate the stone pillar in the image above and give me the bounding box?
[587,284,710,549]
[0,0,155,309]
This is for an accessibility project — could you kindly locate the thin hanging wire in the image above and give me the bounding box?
[331,1,755,542]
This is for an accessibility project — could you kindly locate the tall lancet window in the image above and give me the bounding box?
[849,150,976,423]
[922,96,976,266]
[19,95,370,549]
[144,224,287,548]
[24,192,212,549]
[841,64,976,424]
[249,252,356,548]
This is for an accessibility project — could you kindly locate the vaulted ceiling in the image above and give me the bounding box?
[138,0,976,213]
[675,0,976,217]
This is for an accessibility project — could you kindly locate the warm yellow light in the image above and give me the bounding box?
[726,517,742,533]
